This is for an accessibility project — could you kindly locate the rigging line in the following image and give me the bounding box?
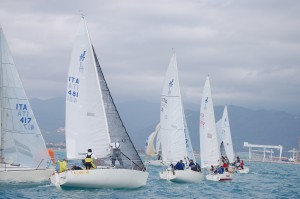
[120,151,144,170]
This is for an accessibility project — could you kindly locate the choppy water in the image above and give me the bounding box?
[1,150,299,199]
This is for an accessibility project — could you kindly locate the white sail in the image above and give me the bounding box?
[183,113,196,162]
[160,53,188,163]
[146,123,161,157]
[216,106,235,163]
[145,131,157,156]
[65,18,111,159]
[0,28,51,170]
[199,76,220,169]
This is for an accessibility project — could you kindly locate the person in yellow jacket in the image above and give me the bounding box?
[57,159,68,173]
[84,149,97,169]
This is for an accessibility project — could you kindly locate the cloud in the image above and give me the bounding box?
[0,0,299,114]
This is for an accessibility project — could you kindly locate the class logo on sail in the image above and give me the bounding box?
[168,79,174,95]
[79,50,86,72]
[204,97,208,110]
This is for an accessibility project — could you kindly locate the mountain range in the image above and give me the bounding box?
[30,97,300,154]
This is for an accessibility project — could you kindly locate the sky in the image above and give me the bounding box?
[0,0,300,114]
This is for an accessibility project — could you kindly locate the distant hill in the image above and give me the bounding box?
[30,98,300,153]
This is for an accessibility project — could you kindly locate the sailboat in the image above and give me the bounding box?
[199,76,233,181]
[216,106,249,174]
[50,16,148,189]
[0,27,54,182]
[145,123,164,166]
[216,106,235,165]
[158,53,204,183]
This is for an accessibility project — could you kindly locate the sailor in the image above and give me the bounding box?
[174,160,185,170]
[188,159,196,169]
[217,165,223,174]
[71,164,83,170]
[84,149,97,169]
[110,141,123,167]
[240,160,244,169]
[57,159,68,173]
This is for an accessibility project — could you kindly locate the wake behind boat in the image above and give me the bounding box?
[50,16,148,189]
[199,76,233,181]
[0,26,54,182]
[158,53,204,183]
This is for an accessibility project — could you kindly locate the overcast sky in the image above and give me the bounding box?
[1,0,299,114]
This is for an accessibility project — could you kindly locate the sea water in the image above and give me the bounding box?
[1,150,299,199]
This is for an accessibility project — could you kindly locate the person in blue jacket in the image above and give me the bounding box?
[217,165,223,174]
[174,160,185,170]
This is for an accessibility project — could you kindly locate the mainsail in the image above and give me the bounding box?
[199,76,220,169]
[65,16,145,171]
[0,27,50,168]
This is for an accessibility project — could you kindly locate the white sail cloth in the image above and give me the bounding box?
[160,53,195,163]
[65,18,111,159]
[199,76,220,169]
[216,106,235,163]
[0,27,50,169]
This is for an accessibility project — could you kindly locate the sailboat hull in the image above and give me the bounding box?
[235,166,250,174]
[159,169,204,183]
[0,167,54,182]
[51,168,149,189]
[206,172,233,181]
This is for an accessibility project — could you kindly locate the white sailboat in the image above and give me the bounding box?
[199,76,233,181]
[216,106,235,163]
[216,106,249,174]
[50,16,148,189]
[0,27,54,182]
[158,53,204,183]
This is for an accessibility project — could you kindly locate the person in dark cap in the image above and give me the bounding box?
[83,149,97,169]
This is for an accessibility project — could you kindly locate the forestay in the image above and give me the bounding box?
[0,28,50,168]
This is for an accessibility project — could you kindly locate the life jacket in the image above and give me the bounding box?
[58,160,68,173]
[84,153,96,168]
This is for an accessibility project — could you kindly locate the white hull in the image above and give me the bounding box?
[159,169,204,183]
[206,172,233,181]
[235,166,250,174]
[51,168,149,189]
[0,167,54,182]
